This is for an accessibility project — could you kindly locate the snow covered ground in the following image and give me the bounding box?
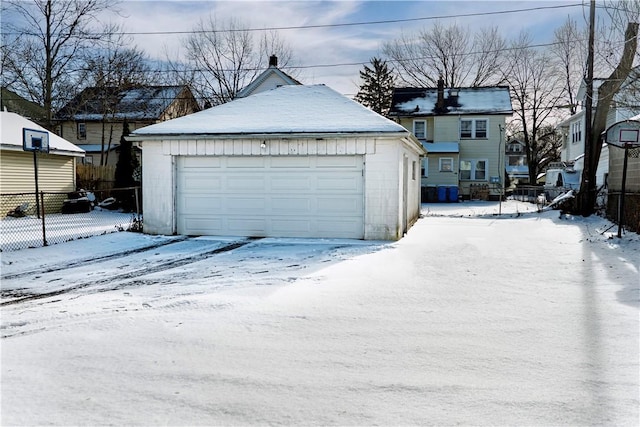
[1,200,638,426]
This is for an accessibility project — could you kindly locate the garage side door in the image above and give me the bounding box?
[177,155,364,239]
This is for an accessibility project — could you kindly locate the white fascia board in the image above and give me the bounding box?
[128,131,413,142]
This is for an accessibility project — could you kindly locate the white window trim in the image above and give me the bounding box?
[413,120,427,139]
[77,122,87,140]
[460,118,489,139]
[460,158,489,181]
[439,157,454,172]
[422,158,428,177]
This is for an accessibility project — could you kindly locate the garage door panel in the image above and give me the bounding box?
[316,197,361,213]
[271,219,312,234]
[271,197,312,213]
[227,218,267,234]
[316,220,361,238]
[228,176,266,191]
[182,217,223,234]
[227,157,265,168]
[182,196,223,212]
[271,176,311,191]
[271,157,311,168]
[226,197,266,211]
[317,176,361,191]
[182,175,223,190]
[177,155,364,239]
[182,157,222,168]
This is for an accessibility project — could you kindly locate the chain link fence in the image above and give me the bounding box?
[1,187,142,252]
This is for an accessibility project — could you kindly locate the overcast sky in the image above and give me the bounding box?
[106,1,593,95]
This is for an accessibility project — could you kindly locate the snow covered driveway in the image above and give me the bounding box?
[1,201,638,426]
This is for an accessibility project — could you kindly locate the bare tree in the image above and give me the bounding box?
[166,16,295,107]
[78,38,153,165]
[383,21,506,88]
[1,0,120,129]
[502,31,565,184]
[578,20,638,215]
[552,17,588,115]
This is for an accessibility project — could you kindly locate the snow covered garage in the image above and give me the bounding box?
[130,85,425,240]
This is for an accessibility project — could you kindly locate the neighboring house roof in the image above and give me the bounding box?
[236,56,301,98]
[423,142,459,153]
[0,111,84,156]
[56,85,196,121]
[132,84,413,137]
[389,86,513,116]
[556,110,584,128]
[1,87,48,126]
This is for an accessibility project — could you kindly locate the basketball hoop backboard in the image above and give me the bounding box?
[604,120,640,148]
[23,128,50,153]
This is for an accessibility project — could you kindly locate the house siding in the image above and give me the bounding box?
[397,114,506,198]
[0,150,76,193]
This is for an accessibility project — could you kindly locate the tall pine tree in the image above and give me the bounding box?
[114,120,140,212]
[354,58,395,116]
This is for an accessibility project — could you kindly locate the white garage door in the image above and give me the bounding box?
[177,155,364,239]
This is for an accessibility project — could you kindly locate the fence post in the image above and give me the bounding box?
[40,191,48,246]
[135,187,140,217]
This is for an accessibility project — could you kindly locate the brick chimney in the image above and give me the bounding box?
[436,76,445,111]
[269,55,278,67]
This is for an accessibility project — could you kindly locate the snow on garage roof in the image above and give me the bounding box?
[132,85,409,137]
[0,111,84,156]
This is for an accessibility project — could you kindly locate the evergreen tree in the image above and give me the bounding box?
[114,120,139,212]
[354,58,395,116]
[114,120,137,188]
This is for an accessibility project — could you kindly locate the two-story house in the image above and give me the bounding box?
[556,67,640,192]
[55,85,200,166]
[388,80,513,201]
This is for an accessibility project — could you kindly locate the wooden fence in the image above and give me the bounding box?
[77,164,115,191]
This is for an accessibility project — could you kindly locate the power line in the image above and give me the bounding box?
[3,3,586,37]
[117,3,586,35]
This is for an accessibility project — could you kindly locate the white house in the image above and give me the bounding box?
[130,84,426,241]
[556,68,640,190]
[236,55,301,98]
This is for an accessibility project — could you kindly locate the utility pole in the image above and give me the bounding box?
[581,0,596,215]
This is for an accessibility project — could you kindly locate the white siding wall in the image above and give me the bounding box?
[141,142,175,235]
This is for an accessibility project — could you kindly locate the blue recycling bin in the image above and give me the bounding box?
[437,186,448,202]
[448,186,459,203]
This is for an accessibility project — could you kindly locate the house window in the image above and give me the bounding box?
[460,119,488,139]
[83,155,93,165]
[460,159,488,181]
[412,161,417,180]
[439,157,453,172]
[413,120,427,139]
[421,158,428,177]
[509,143,522,152]
[571,121,582,144]
[77,122,86,140]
